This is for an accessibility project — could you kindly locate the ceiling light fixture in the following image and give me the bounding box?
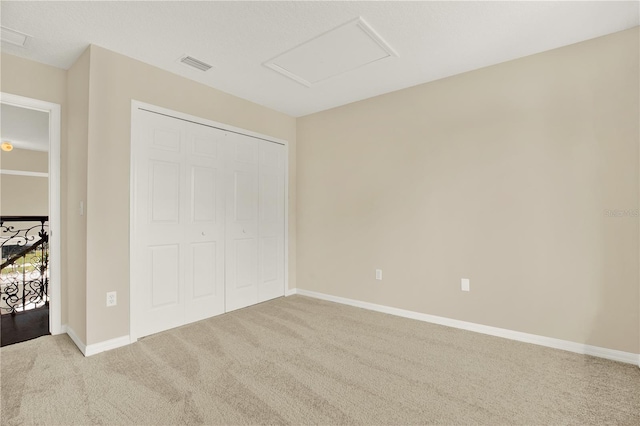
[1,142,14,152]
[1,26,31,47]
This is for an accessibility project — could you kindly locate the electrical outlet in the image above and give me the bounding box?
[106,291,117,307]
[461,278,470,292]
[375,269,382,280]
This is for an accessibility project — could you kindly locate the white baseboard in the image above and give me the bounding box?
[285,288,298,297]
[50,321,65,336]
[295,289,640,366]
[64,325,130,357]
[85,335,131,357]
[65,326,87,355]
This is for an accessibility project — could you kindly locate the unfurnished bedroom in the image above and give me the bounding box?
[1,1,639,425]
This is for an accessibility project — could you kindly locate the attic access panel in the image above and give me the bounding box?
[264,17,397,87]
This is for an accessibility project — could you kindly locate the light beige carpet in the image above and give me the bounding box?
[1,295,639,425]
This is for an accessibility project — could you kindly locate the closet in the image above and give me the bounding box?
[131,104,286,339]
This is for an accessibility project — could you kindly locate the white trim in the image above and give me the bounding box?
[129,100,290,341]
[1,92,62,336]
[64,325,131,357]
[265,63,313,88]
[355,17,399,57]
[131,100,288,146]
[295,289,640,366]
[285,288,298,297]
[283,140,290,301]
[65,326,87,356]
[84,335,131,357]
[0,169,48,178]
[263,17,397,88]
[129,103,138,341]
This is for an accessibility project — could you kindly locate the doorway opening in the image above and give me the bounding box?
[0,93,61,346]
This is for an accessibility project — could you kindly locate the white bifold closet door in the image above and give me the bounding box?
[134,110,226,338]
[225,133,286,312]
[133,107,285,339]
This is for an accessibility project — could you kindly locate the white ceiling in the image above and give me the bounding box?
[1,1,638,117]
[0,103,49,152]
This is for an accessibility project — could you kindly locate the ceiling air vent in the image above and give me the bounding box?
[179,55,212,72]
[1,26,31,47]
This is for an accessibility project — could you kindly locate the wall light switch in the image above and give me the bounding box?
[375,269,382,280]
[80,201,84,216]
[461,278,470,292]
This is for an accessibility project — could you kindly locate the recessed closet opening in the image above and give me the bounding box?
[130,101,288,340]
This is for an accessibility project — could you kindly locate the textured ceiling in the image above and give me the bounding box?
[1,1,638,117]
[1,103,49,151]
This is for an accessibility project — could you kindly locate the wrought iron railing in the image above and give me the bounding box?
[0,216,49,315]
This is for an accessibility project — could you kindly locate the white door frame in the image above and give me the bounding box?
[129,100,289,342]
[1,92,62,335]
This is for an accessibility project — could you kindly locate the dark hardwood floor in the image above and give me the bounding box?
[1,306,50,347]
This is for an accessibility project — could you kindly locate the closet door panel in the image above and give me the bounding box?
[225,134,260,312]
[133,104,287,338]
[183,124,226,324]
[134,112,187,338]
[258,142,286,302]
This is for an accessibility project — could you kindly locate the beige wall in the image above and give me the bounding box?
[0,176,48,217]
[65,48,90,342]
[84,45,296,344]
[1,48,297,347]
[1,54,67,106]
[1,148,49,216]
[297,28,639,354]
[3,29,636,356]
[1,53,68,325]
[1,147,48,173]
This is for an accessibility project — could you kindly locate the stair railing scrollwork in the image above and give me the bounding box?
[0,216,49,315]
